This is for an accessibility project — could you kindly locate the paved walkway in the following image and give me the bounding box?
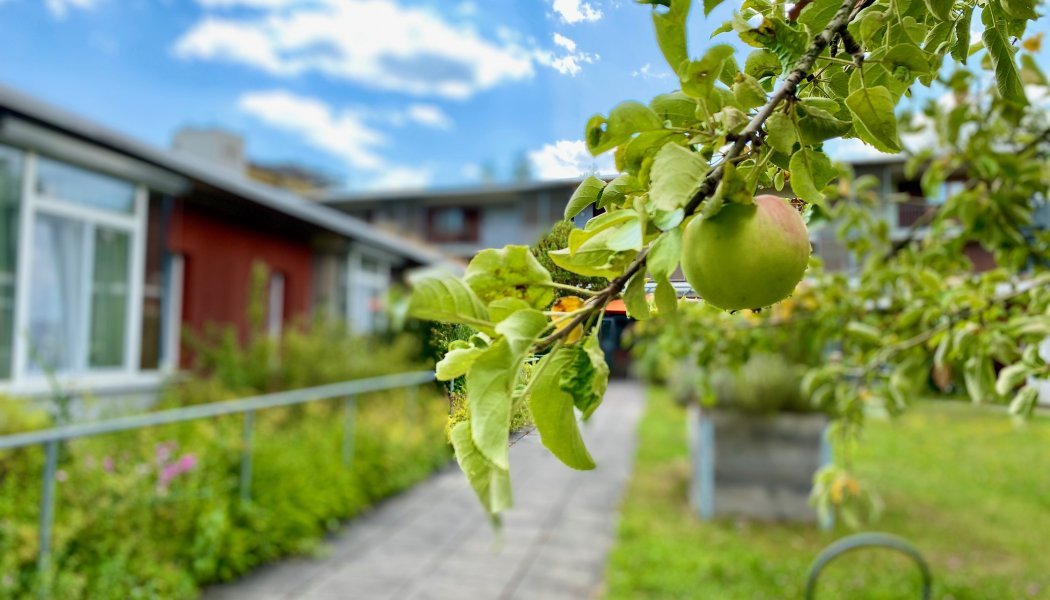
[203,381,646,600]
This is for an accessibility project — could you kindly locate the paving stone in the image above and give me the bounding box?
[201,381,645,600]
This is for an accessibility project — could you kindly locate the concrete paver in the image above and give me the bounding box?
[203,381,645,600]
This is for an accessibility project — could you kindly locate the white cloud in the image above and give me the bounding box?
[195,0,298,7]
[405,104,452,130]
[45,0,101,18]
[536,33,597,76]
[365,166,432,191]
[528,139,616,180]
[238,90,440,190]
[551,0,602,24]
[552,32,577,52]
[238,90,386,170]
[632,63,670,80]
[176,0,577,99]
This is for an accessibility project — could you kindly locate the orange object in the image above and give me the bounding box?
[605,299,628,315]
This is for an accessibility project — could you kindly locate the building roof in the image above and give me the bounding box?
[322,177,585,207]
[0,84,458,270]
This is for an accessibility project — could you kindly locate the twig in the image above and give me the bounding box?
[787,0,816,21]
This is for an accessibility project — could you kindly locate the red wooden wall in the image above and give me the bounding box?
[167,201,313,346]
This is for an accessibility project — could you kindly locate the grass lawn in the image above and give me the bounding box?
[604,389,1050,599]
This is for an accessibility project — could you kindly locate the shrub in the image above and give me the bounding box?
[0,269,452,599]
[0,383,449,599]
[531,220,606,297]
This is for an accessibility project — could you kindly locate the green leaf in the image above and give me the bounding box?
[560,332,610,418]
[408,274,493,334]
[680,45,736,99]
[703,0,724,15]
[732,73,767,110]
[450,421,512,516]
[797,100,852,144]
[962,355,997,404]
[744,49,781,80]
[528,349,596,470]
[649,144,706,216]
[923,0,951,21]
[650,92,700,128]
[845,86,902,153]
[488,297,531,323]
[847,64,910,102]
[436,340,486,381]
[654,275,678,318]
[549,217,640,278]
[1021,54,1049,87]
[619,131,680,176]
[622,271,650,320]
[739,17,809,71]
[1009,386,1039,418]
[650,0,691,75]
[951,10,972,62]
[797,0,841,33]
[586,101,665,155]
[565,175,607,219]
[982,5,1029,106]
[999,0,1037,20]
[789,148,835,205]
[467,310,549,469]
[844,321,883,345]
[765,111,798,154]
[879,43,933,75]
[649,228,682,279]
[598,173,639,209]
[995,363,1030,396]
[465,245,555,310]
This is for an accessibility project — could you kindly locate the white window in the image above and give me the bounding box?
[11,153,146,379]
[0,145,23,380]
[267,272,285,339]
[346,246,391,334]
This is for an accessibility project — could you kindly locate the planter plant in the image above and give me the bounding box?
[687,355,832,523]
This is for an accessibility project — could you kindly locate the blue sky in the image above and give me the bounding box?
[0,0,1047,192]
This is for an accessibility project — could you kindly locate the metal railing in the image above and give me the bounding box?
[0,370,437,582]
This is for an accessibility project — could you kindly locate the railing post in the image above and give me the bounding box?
[37,439,59,596]
[342,395,357,468]
[240,410,255,503]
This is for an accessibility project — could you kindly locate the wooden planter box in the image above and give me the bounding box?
[687,405,831,525]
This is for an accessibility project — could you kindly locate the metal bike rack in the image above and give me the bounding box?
[805,532,932,599]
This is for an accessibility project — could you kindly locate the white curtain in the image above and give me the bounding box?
[29,214,84,373]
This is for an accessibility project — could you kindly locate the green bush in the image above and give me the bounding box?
[0,269,452,599]
[0,389,449,599]
[707,353,821,414]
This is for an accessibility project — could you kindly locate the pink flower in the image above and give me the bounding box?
[55,470,68,482]
[176,454,198,472]
[102,457,115,472]
[157,453,198,489]
[155,441,178,463]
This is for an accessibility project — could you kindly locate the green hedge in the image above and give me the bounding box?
[0,305,452,599]
[0,384,450,599]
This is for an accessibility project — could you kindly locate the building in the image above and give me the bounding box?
[323,157,992,270]
[324,179,593,260]
[0,85,455,401]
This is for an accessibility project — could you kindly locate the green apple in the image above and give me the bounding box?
[681,195,810,311]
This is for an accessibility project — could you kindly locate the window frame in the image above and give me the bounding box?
[9,151,148,383]
[346,244,393,334]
